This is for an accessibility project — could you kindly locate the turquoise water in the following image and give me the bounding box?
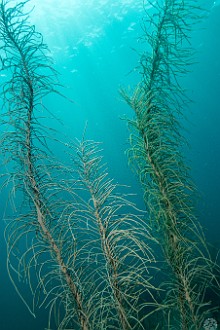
[0,1,220,329]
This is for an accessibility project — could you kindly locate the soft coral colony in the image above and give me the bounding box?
[0,0,219,329]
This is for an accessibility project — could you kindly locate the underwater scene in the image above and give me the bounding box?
[0,0,219,329]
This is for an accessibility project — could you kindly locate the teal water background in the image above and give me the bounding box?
[0,1,219,329]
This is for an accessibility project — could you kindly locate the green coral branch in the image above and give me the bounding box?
[121,0,220,329]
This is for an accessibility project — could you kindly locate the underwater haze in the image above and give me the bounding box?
[0,0,220,329]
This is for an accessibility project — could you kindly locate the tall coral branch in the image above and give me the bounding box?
[121,0,220,328]
[0,1,89,329]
